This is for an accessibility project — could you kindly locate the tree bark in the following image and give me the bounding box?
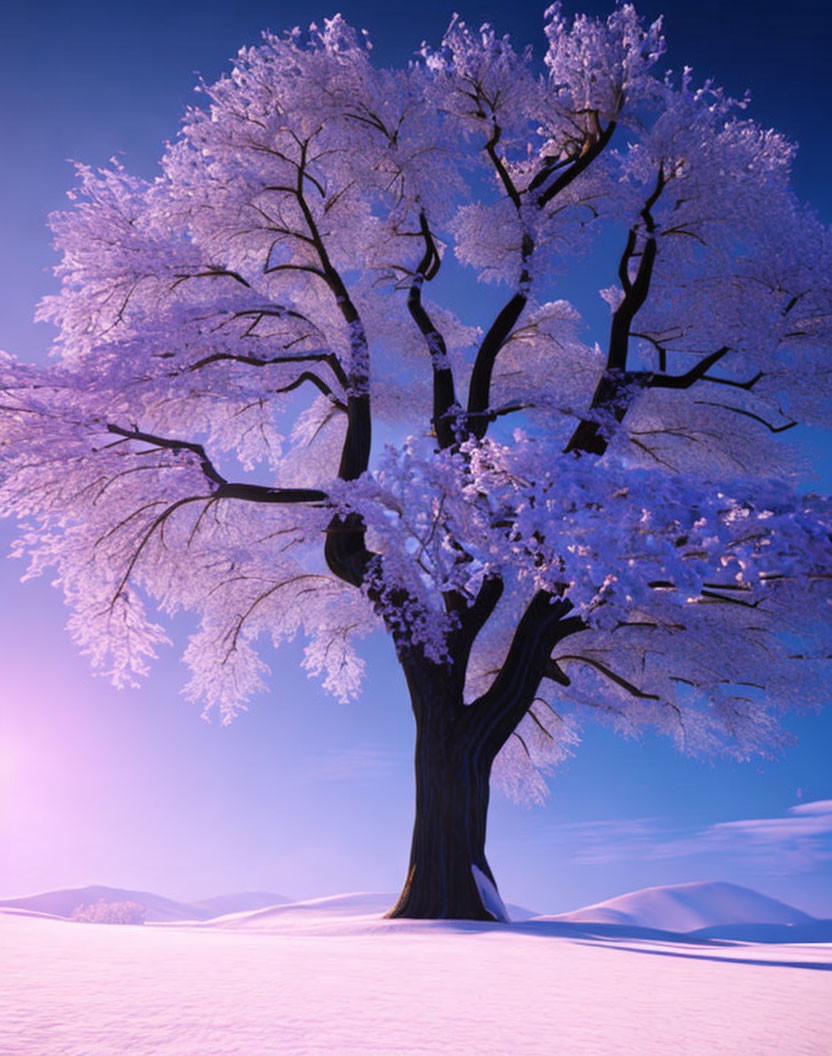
[387,669,507,922]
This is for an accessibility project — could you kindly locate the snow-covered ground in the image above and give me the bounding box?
[2,900,830,1056]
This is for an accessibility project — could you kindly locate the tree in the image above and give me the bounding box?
[71,899,147,925]
[1,5,831,921]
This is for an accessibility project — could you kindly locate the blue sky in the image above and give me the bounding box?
[1,0,831,916]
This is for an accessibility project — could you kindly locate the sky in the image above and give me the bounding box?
[1,0,831,917]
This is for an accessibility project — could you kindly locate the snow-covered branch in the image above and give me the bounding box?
[1,5,830,806]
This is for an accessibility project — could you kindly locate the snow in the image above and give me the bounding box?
[0,885,538,928]
[551,880,814,932]
[472,864,510,922]
[0,885,290,923]
[691,920,832,944]
[202,892,399,931]
[192,891,292,917]
[0,884,208,922]
[1,906,830,1056]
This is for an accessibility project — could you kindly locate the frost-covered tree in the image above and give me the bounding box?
[2,5,831,920]
[71,899,147,925]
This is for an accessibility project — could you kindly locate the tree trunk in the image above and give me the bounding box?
[387,672,508,922]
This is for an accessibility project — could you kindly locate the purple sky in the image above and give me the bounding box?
[1,0,831,916]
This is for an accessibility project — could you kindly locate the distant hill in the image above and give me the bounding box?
[0,886,291,923]
[203,892,540,926]
[209,892,398,926]
[192,892,292,916]
[548,881,814,933]
[689,919,832,943]
[4,881,822,939]
[0,885,208,922]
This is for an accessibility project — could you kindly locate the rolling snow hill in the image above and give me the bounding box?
[202,892,540,929]
[3,880,824,938]
[548,880,814,932]
[191,892,292,916]
[0,886,290,923]
[0,885,208,923]
[690,919,832,943]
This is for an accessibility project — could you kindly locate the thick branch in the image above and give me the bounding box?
[269,371,347,409]
[464,575,505,642]
[270,138,375,587]
[171,268,252,290]
[463,109,540,443]
[555,654,660,700]
[534,120,617,207]
[447,574,504,652]
[640,346,730,390]
[700,370,763,391]
[212,483,327,504]
[324,393,375,587]
[184,349,348,391]
[484,123,522,211]
[464,117,618,444]
[565,170,665,455]
[429,575,507,698]
[104,424,327,504]
[470,592,586,757]
[543,659,571,686]
[407,211,458,449]
[618,228,637,294]
[466,285,530,441]
[104,424,225,486]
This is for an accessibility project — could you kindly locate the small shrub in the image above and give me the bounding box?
[71,899,147,925]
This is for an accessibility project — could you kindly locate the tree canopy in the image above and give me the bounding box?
[1,4,830,821]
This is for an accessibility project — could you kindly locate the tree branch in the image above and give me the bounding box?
[212,483,328,504]
[110,495,210,603]
[183,350,348,391]
[171,268,252,290]
[104,424,327,504]
[534,120,617,207]
[104,424,225,486]
[464,114,619,445]
[470,593,586,757]
[543,658,571,686]
[269,371,347,410]
[484,122,522,211]
[466,284,530,441]
[555,654,660,700]
[700,370,763,391]
[565,169,666,455]
[693,401,798,433]
[640,346,730,389]
[407,211,458,449]
[463,105,545,443]
[264,137,375,587]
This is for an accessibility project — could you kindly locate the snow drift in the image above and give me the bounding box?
[549,880,814,932]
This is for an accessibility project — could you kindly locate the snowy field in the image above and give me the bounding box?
[2,901,831,1056]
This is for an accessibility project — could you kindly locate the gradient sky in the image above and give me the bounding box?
[1,0,831,917]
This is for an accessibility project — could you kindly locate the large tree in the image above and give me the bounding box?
[2,5,831,920]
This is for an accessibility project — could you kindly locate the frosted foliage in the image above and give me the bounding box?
[1,7,831,804]
[543,4,665,122]
[71,900,147,925]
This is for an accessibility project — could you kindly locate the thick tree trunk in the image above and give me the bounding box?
[387,673,507,922]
